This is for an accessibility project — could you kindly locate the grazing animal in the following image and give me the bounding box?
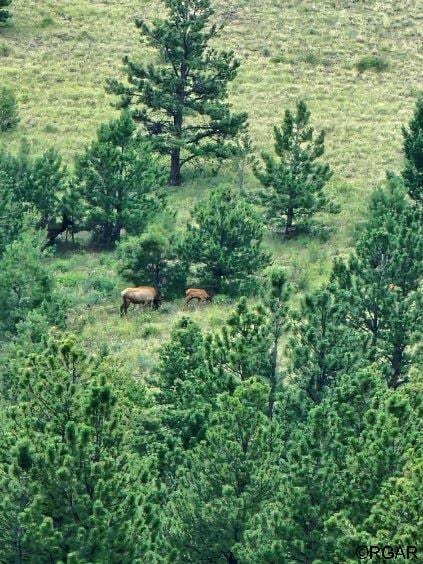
[184,288,213,307]
[120,286,160,316]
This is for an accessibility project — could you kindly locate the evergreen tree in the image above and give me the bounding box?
[0,310,53,402]
[0,170,30,255]
[207,297,271,385]
[331,178,422,387]
[326,457,423,561]
[107,0,247,185]
[155,317,214,448]
[289,287,361,404]
[0,140,33,203]
[182,185,270,293]
[27,148,68,229]
[0,216,58,335]
[0,335,158,562]
[325,380,422,560]
[206,272,289,418]
[76,112,166,248]
[262,267,290,418]
[117,224,188,298]
[162,378,280,562]
[143,317,223,488]
[0,141,76,245]
[402,94,423,205]
[240,370,418,564]
[359,457,423,549]
[351,392,421,516]
[254,100,338,235]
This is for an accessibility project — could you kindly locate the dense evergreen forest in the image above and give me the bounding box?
[0,0,422,562]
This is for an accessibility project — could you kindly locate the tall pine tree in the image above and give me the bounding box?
[239,367,413,563]
[261,267,291,418]
[162,378,279,562]
[254,100,338,235]
[181,185,270,294]
[0,334,158,562]
[288,287,361,404]
[143,317,222,489]
[107,0,247,185]
[76,113,166,248]
[331,178,422,387]
[206,297,272,385]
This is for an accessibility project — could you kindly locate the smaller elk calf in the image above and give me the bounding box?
[184,288,213,307]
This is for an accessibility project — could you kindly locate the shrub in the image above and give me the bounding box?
[270,54,287,64]
[40,16,54,28]
[117,226,188,299]
[84,276,115,296]
[44,123,59,133]
[51,260,70,274]
[85,290,105,306]
[140,324,161,338]
[58,270,86,287]
[355,55,390,74]
[0,85,19,131]
[0,42,11,56]
[300,51,320,65]
[210,294,233,306]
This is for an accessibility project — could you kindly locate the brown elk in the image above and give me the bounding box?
[120,286,161,316]
[184,288,213,307]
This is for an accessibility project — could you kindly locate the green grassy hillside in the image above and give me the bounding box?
[1,0,421,371]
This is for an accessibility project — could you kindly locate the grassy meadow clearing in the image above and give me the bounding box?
[1,0,422,373]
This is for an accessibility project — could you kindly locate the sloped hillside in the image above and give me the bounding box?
[0,0,421,368]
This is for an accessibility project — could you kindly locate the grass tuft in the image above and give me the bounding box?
[0,42,11,56]
[39,16,55,29]
[355,54,391,73]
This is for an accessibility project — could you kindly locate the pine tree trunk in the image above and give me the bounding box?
[102,222,115,249]
[14,523,23,564]
[268,335,278,419]
[169,148,181,186]
[112,221,121,244]
[169,55,185,186]
[238,159,246,191]
[390,344,405,388]
[45,212,73,247]
[154,264,161,289]
[285,207,294,235]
